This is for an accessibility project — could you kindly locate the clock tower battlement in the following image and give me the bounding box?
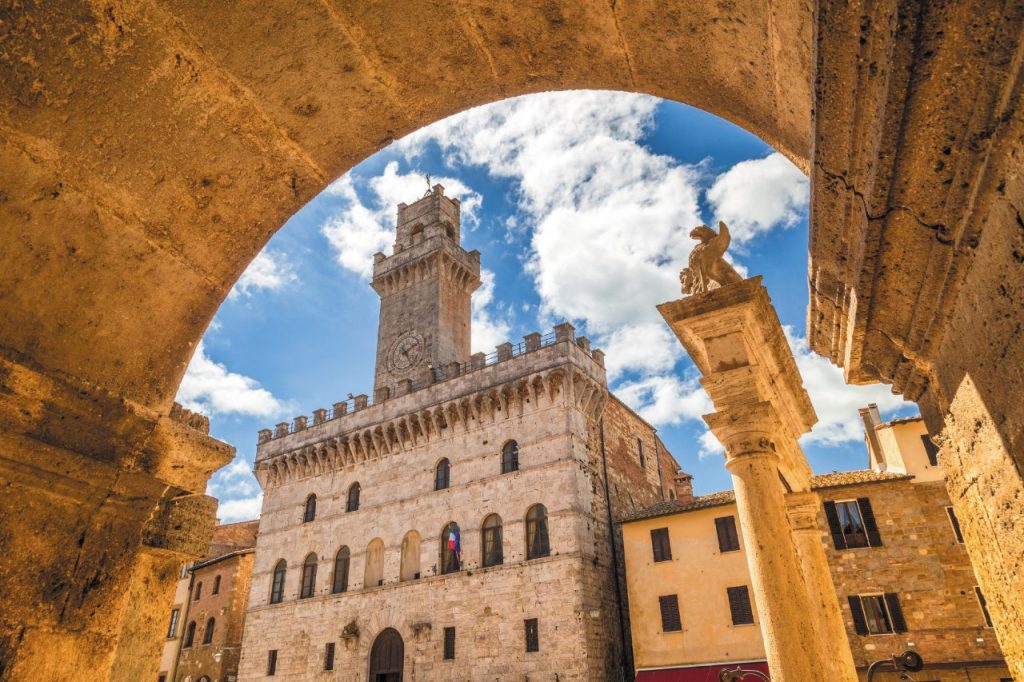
[371,184,481,400]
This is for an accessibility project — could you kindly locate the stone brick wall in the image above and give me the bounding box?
[176,551,254,682]
[239,341,677,681]
[819,479,1007,672]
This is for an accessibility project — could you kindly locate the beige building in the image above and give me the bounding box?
[159,520,259,682]
[621,409,1013,681]
[238,187,684,681]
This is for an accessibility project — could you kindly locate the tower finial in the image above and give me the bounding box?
[424,173,432,197]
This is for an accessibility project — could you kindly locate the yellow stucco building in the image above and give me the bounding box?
[620,407,1013,681]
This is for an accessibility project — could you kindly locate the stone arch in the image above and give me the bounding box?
[363,538,385,589]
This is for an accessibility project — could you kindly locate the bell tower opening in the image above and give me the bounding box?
[370,184,481,400]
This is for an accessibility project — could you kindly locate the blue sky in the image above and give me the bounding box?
[179,91,914,522]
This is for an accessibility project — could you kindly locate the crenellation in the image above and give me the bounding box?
[312,409,327,426]
[293,415,307,432]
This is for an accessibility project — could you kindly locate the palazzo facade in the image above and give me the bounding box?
[237,186,683,681]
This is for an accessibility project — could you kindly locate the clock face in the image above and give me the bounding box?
[388,334,424,372]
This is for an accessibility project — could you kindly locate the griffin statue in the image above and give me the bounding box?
[680,221,743,295]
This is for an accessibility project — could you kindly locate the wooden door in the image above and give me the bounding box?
[369,627,404,682]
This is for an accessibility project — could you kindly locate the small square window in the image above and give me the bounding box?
[658,595,682,632]
[727,586,754,625]
[267,649,278,676]
[946,506,964,543]
[650,528,671,562]
[715,516,740,553]
[524,618,539,653]
[443,626,456,660]
[324,642,335,671]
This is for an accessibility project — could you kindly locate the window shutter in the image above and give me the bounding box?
[716,516,739,552]
[658,595,682,632]
[858,498,883,547]
[726,586,754,625]
[885,593,907,632]
[824,501,846,549]
[921,435,939,466]
[848,596,868,635]
[651,528,671,562]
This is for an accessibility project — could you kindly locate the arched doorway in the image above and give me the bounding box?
[368,628,404,682]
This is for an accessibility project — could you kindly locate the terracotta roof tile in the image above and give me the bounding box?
[620,469,913,523]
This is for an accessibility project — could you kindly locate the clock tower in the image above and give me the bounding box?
[371,184,481,400]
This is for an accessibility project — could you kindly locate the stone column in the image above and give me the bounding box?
[659,277,856,682]
[787,491,858,682]
[705,407,830,681]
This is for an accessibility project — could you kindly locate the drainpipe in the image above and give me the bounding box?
[599,418,632,681]
[171,565,197,682]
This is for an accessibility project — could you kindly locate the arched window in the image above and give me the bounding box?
[501,440,519,474]
[364,538,385,587]
[525,504,550,559]
[347,482,361,512]
[304,493,317,523]
[332,546,350,594]
[440,522,461,574]
[212,575,221,595]
[194,582,202,601]
[270,559,286,604]
[400,530,421,581]
[183,620,196,648]
[300,553,318,599]
[482,514,503,567]
[202,617,215,645]
[435,458,450,491]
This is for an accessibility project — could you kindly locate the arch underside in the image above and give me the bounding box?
[0,0,812,411]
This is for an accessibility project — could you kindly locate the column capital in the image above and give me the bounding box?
[704,401,782,463]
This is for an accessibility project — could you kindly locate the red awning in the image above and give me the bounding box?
[636,661,770,682]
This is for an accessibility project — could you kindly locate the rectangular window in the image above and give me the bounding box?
[267,649,278,676]
[848,594,907,635]
[638,437,646,468]
[166,608,180,639]
[158,675,167,682]
[824,498,882,549]
[658,595,682,632]
[524,618,539,653]
[727,586,754,625]
[921,434,939,466]
[946,506,964,543]
[975,586,993,627]
[650,527,672,562]
[324,642,335,671]
[443,626,456,660]
[715,516,740,553]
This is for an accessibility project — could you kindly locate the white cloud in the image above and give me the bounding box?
[229,249,297,299]
[176,341,290,418]
[216,493,263,523]
[602,323,683,381]
[399,91,705,379]
[614,374,712,427]
[707,153,808,242]
[321,161,482,279]
[471,269,512,352]
[699,430,726,459]
[786,329,910,447]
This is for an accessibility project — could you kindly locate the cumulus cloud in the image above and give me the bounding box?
[321,161,482,279]
[229,249,297,299]
[707,152,809,242]
[614,375,712,427]
[216,493,264,523]
[601,323,683,381]
[472,269,512,352]
[785,329,910,446]
[177,341,290,418]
